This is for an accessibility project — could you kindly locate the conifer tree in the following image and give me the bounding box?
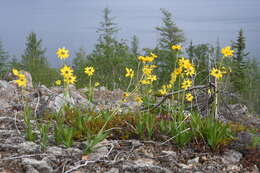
[153,9,185,85]
[0,41,9,77]
[131,35,139,56]
[231,29,249,93]
[86,8,136,89]
[21,32,57,86]
[156,8,185,49]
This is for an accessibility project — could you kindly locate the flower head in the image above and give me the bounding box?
[147,74,157,82]
[150,53,158,58]
[64,75,76,85]
[60,65,73,77]
[125,67,134,78]
[171,45,182,51]
[185,65,196,76]
[55,80,62,86]
[181,79,192,90]
[210,68,223,79]
[135,96,143,103]
[56,47,69,60]
[159,85,167,95]
[15,77,27,87]
[185,93,193,102]
[221,46,234,57]
[12,69,20,76]
[84,66,95,76]
[138,56,154,63]
[178,57,190,68]
[94,82,100,87]
[123,92,129,97]
[140,79,152,85]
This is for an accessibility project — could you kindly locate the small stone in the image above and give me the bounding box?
[18,142,40,154]
[46,146,63,156]
[162,150,177,157]
[22,158,53,173]
[87,140,109,160]
[222,150,242,164]
[178,163,192,169]
[104,168,119,173]
[187,157,200,165]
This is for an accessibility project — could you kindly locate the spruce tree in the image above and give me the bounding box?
[86,8,136,89]
[153,9,185,85]
[231,29,249,93]
[156,8,185,49]
[21,32,56,86]
[0,41,9,77]
[131,35,139,56]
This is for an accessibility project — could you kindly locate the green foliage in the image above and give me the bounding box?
[83,132,108,155]
[156,8,185,49]
[152,8,185,85]
[73,8,138,89]
[0,41,9,78]
[186,43,215,85]
[21,32,59,86]
[230,29,249,93]
[169,112,192,147]
[53,112,74,147]
[38,123,49,151]
[23,105,36,142]
[202,116,233,150]
[135,112,157,140]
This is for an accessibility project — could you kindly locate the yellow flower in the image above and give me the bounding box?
[142,66,153,75]
[166,84,173,89]
[171,45,182,51]
[210,68,223,79]
[84,66,95,76]
[94,82,100,87]
[15,77,27,87]
[56,47,69,60]
[140,79,152,85]
[178,57,190,68]
[123,92,129,97]
[221,46,234,57]
[150,53,158,58]
[60,65,73,77]
[185,66,196,76]
[12,69,20,76]
[181,79,192,90]
[138,56,154,63]
[135,96,143,103]
[185,93,193,102]
[64,75,76,85]
[170,72,177,84]
[147,74,157,82]
[55,80,61,86]
[159,86,167,95]
[174,67,183,75]
[125,67,134,78]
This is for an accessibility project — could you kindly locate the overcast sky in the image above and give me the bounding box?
[0,0,259,66]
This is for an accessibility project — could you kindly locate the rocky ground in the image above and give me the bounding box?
[0,79,259,173]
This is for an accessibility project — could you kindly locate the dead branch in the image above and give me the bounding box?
[142,83,215,111]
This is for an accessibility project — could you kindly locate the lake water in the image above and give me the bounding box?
[0,0,260,66]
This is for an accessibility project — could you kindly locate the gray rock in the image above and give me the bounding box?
[187,157,200,165]
[87,139,109,160]
[64,147,82,158]
[22,158,53,173]
[222,150,242,164]
[18,142,40,154]
[24,165,39,173]
[46,146,63,156]
[104,168,119,173]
